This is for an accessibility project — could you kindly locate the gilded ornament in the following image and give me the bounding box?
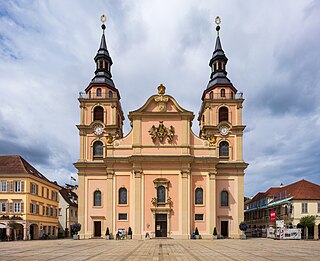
[149,121,175,143]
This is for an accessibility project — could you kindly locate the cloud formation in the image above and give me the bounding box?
[0,0,319,196]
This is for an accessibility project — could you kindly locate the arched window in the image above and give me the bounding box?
[118,188,127,204]
[94,106,104,122]
[221,88,226,98]
[209,91,214,99]
[218,107,228,122]
[96,88,102,97]
[219,141,229,157]
[94,190,101,206]
[93,141,103,158]
[157,186,165,203]
[221,191,229,206]
[108,91,113,98]
[195,187,203,205]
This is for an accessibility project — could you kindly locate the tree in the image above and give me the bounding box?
[71,223,81,235]
[128,227,132,236]
[299,215,316,239]
[239,222,247,232]
[105,227,110,236]
[213,227,217,236]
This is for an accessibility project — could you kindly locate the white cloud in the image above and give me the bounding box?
[0,0,319,195]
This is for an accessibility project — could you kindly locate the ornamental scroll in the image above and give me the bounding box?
[149,121,175,143]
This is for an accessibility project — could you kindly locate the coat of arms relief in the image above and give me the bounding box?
[149,121,175,143]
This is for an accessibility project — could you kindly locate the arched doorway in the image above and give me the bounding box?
[10,223,24,240]
[29,224,39,240]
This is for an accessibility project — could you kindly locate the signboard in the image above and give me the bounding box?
[267,228,301,239]
[270,210,276,222]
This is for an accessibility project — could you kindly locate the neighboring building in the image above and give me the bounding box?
[74,17,248,239]
[0,156,60,240]
[244,179,320,239]
[58,185,78,237]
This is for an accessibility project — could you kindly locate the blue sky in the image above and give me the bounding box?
[0,0,319,196]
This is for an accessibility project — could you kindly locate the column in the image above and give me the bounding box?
[106,170,114,235]
[181,170,190,239]
[209,170,217,236]
[133,170,142,239]
[23,224,27,240]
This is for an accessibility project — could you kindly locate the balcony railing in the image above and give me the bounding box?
[207,92,243,100]
[78,91,114,99]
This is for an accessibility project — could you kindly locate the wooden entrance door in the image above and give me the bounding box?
[94,221,101,237]
[155,214,167,237]
[221,221,228,237]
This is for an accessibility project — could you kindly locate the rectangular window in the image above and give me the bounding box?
[47,188,49,198]
[1,181,7,192]
[30,183,37,194]
[30,203,36,214]
[118,213,128,220]
[42,187,44,197]
[1,202,7,213]
[318,203,320,213]
[48,226,51,235]
[195,214,204,221]
[46,206,49,216]
[14,202,21,213]
[302,203,308,213]
[14,181,21,192]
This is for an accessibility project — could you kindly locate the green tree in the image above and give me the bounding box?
[299,215,316,239]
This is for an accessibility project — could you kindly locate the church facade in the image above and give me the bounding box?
[74,17,248,239]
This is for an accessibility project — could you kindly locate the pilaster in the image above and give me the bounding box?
[180,169,190,238]
[133,169,143,239]
[78,173,86,239]
[106,169,114,234]
[209,169,217,234]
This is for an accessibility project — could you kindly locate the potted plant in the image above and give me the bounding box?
[213,227,218,240]
[71,223,81,240]
[195,227,200,239]
[127,227,132,239]
[105,227,110,240]
[239,221,247,239]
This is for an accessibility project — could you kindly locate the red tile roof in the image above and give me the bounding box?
[0,155,50,182]
[247,179,320,204]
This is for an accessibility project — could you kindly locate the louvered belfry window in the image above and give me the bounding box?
[94,106,104,122]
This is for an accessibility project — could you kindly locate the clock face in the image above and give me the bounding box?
[93,124,103,136]
[220,126,228,136]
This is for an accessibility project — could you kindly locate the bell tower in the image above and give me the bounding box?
[198,17,245,162]
[77,15,124,162]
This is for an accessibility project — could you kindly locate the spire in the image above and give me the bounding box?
[207,16,231,88]
[91,14,114,87]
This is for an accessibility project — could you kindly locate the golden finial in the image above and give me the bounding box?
[101,14,106,32]
[157,84,166,95]
[215,16,221,36]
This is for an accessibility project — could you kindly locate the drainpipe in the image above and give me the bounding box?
[66,205,70,237]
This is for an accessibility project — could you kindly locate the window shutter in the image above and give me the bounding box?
[36,184,38,195]
[9,202,13,213]
[9,181,13,192]
[21,181,25,192]
[30,203,33,213]
[21,202,24,213]
[36,204,39,214]
[30,183,33,193]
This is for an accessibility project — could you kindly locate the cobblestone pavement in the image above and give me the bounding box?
[0,238,319,261]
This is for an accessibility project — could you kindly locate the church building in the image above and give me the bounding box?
[74,16,248,239]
